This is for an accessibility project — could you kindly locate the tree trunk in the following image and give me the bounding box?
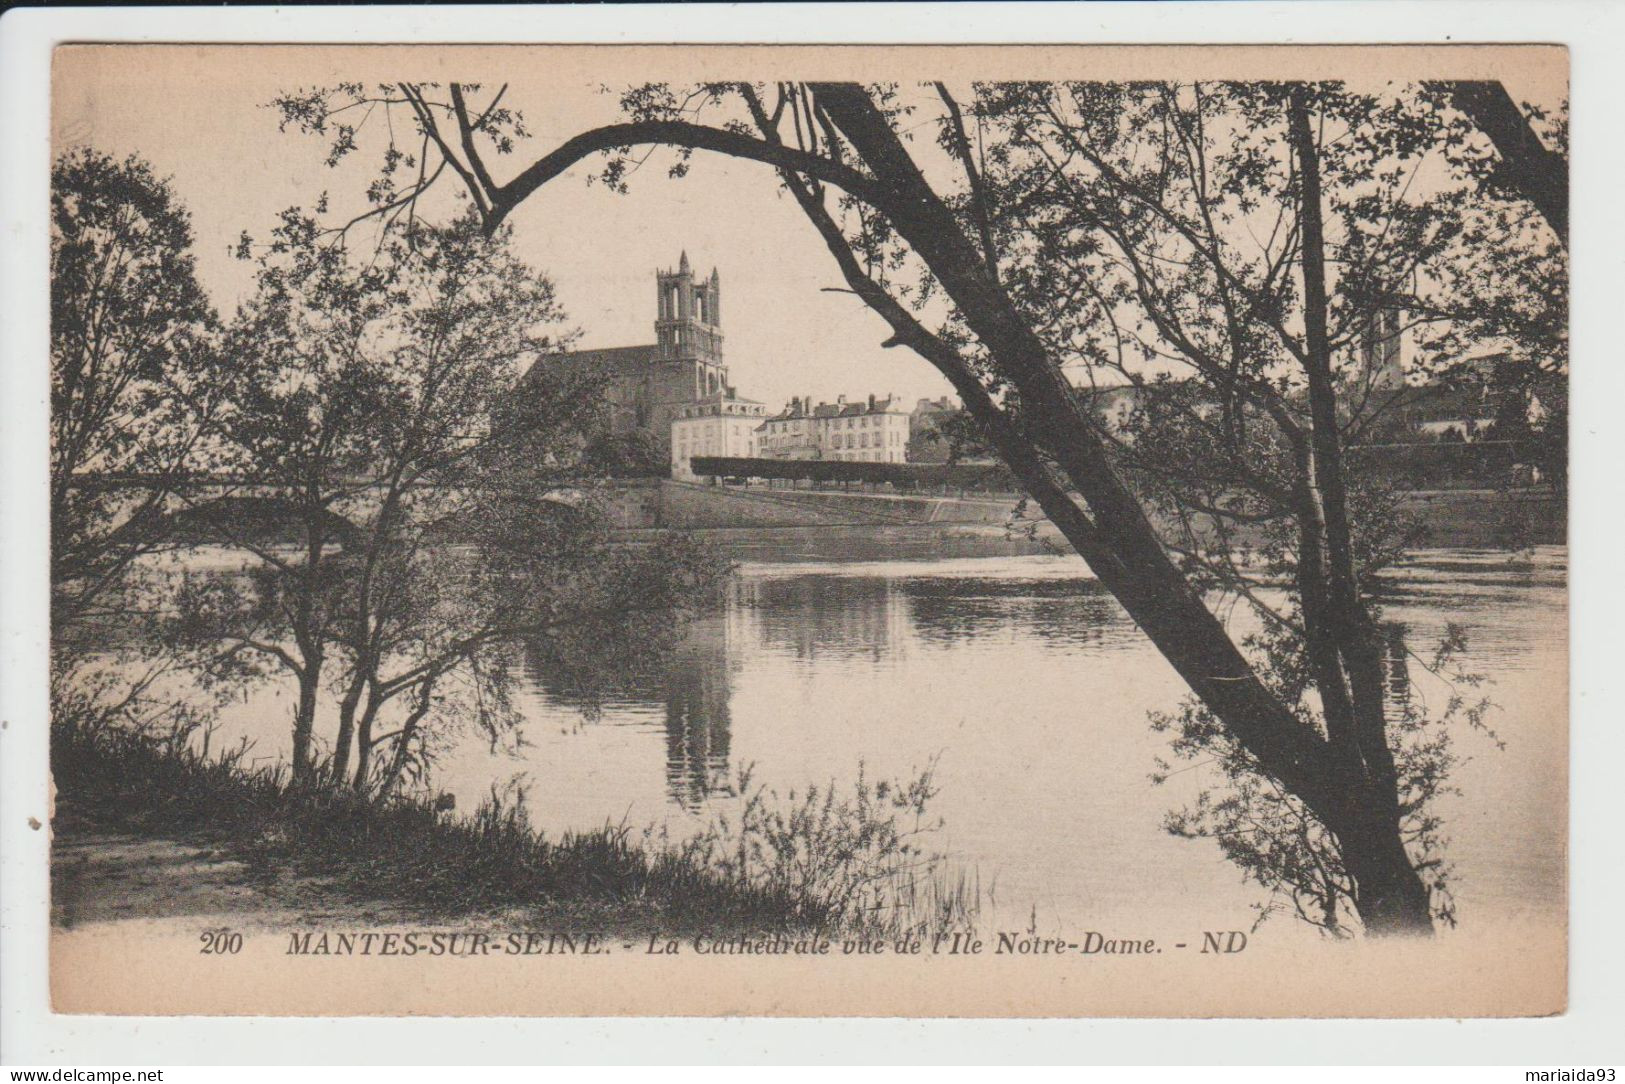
[809,83,1338,797]
[1288,86,1433,936]
[810,82,1433,936]
[330,669,367,786]
[351,696,381,792]
[374,683,434,800]
[1434,81,1567,241]
[1332,796,1435,934]
[290,655,321,785]
[290,501,327,785]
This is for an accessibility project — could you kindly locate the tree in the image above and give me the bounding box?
[911,407,995,465]
[1431,81,1568,241]
[271,78,1565,934]
[171,207,719,789]
[49,148,230,749]
[50,148,219,636]
[583,429,668,478]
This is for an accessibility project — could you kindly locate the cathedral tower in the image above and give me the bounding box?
[1359,305,1407,389]
[655,251,727,398]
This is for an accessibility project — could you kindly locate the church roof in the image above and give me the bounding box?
[521,344,660,385]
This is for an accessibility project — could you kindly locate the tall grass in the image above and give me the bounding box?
[52,712,979,938]
[652,762,980,939]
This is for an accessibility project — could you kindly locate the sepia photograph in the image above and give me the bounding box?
[29,38,1574,1021]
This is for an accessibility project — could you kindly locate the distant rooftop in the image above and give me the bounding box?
[764,394,904,423]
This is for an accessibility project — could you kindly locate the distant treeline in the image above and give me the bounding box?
[1347,440,1552,490]
[691,444,1546,494]
[689,456,1019,492]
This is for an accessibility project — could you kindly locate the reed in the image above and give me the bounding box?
[52,713,978,938]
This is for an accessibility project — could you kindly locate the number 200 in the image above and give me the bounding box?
[199,929,243,955]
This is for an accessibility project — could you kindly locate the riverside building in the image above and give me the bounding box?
[670,391,767,480]
[755,394,910,464]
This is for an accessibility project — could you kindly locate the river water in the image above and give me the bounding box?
[202,545,1567,941]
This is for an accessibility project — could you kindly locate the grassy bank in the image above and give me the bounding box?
[52,719,975,938]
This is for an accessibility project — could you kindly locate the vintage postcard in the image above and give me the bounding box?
[44,42,1568,1018]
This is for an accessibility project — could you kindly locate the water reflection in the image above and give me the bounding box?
[173,547,1567,934]
[1376,550,1566,674]
[663,619,734,807]
[516,564,1156,810]
[1384,621,1413,710]
[521,612,737,808]
[741,575,902,662]
[898,575,1133,649]
[737,571,1137,657]
[511,551,1563,833]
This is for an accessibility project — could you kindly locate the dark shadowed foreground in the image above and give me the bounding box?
[52,720,826,937]
[52,714,978,939]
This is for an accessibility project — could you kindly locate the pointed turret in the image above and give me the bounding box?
[655,249,723,368]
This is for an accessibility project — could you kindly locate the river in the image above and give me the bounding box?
[198,545,1567,941]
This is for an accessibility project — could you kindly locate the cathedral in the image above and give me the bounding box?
[524,251,736,459]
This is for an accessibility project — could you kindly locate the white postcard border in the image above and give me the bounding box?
[2,0,1622,1065]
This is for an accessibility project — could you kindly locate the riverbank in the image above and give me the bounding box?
[610,486,1564,561]
[50,720,824,937]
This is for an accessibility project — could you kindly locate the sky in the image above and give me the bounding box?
[52,44,1565,414]
[52,46,961,413]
